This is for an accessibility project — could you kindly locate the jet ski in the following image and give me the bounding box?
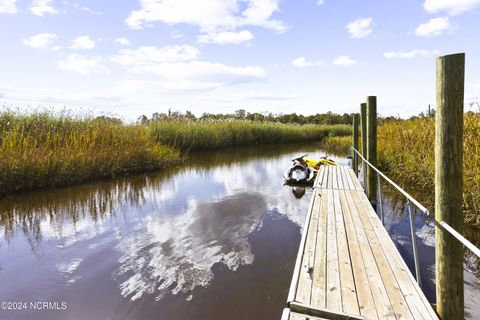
[283,155,316,185]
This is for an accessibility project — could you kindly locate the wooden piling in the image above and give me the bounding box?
[360,103,367,187]
[366,96,377,207]
[435,53,465,320]
[352,114,359,175]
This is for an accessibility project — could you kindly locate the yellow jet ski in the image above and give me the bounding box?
[303,156,337,170]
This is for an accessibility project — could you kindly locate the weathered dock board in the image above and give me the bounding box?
[284,166,438,320]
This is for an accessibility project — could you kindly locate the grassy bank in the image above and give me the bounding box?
[320,113,480,229]
[377,114,480,229]
[0,111,351,196]
[317,135,351,155]
[149,120,351,151]
[0,112,179,196]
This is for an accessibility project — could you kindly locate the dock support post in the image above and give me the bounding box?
[360,103,367,189]
[352,113,359,175]
[366,96,377,209]
[435,53,465,320]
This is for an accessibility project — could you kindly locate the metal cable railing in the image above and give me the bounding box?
[351,147,480,287]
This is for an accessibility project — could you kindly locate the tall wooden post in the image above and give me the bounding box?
[366,96,377,208]
[435,53,465,320]
[360,103,367,187]
[352,114,359,175]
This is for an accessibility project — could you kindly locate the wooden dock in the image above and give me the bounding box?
[283,166,438,320]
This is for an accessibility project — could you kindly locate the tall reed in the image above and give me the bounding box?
[0,111,179,196]
[149,120,351,151]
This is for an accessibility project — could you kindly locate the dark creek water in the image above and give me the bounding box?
[0,143,479,320]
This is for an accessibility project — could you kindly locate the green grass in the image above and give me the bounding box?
[318,135,352,155]
[0,111,351,196]
[149,120,351,151]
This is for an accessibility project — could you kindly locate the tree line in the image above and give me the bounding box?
[138,109,354,125]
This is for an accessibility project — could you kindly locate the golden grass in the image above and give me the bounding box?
[0,111,179,196]
[377,114,480,228]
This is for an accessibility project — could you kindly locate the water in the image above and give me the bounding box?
[0,144,478,320]
[0,144,343,320]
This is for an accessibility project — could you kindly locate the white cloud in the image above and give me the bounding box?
[291,57,325,68]
[70,2,102,15]
[129,61,266,82]
[171,30,183,39]
[31,0,58,16]
[415,17,453,37]
[333,56,358,67]
[22,33,57,49]
[112,45,200,67]
[57,54,109,75]
[113,44,266,91]
[70,36,95,50]
[119,61,266,91]
[125,0,287,34]
[116,37,131,46]
[424,0,480,15]
[384,49,440,59]
[0,0,17,14]
[346,17,373,38]
[317,0,325,5]
[198,30,253,45]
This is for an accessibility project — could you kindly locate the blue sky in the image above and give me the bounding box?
[1,0,480,120]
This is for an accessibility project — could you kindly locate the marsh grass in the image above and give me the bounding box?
[0,111,179,196]
[149,120,351,151]
[318,135,351,154]
[377,114,480,229]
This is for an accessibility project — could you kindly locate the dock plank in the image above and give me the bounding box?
[334,189,360,316]
[311,188,328,308]
[332,166,339,189]
[295,194,319,304]
[337,166,345,190]
[352,191,414,319]
[321,166,329,189]
[343,166,355,191]
[348,167,363,191]
[327,166,333,189]
[326,189,342,311]
[340,190,378,319]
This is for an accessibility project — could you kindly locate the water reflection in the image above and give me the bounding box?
[114,192,265,301]
[291,186,306,199]
[375,181,480,319]
[0,143,343,320]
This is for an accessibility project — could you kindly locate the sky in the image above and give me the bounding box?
[1,0,480,120]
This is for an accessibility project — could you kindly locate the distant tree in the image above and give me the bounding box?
[138,115,148,124]
[94,115,122,124]
[235,109,246,120]
[185,110,196,120]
